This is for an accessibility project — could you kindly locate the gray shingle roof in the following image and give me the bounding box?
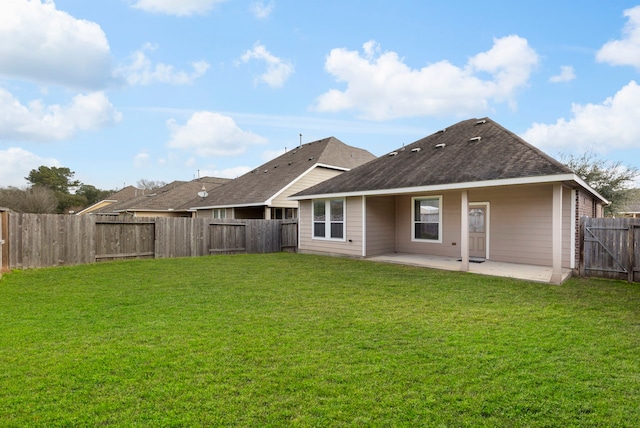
[190,136,375,208]
[293,118,574,197]
[97,177,229,214]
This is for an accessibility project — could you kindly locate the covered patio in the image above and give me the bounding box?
[367,253,573,284]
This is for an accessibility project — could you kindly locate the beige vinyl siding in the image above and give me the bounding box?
[270,167,343,208]
[395,191,462,258]
[466,184,568,267]
[299,197,363,257]
[365,196,396,256]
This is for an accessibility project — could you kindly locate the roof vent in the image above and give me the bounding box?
[437,128,447,133]
[389,151,398,156]
[435,143,446,148]
[476,120,487,125]
[469,136,482,142]
[411,148,421,153]
[308,156,314,161]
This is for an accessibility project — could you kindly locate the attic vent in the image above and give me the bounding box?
[437,128,447,133]
[469,136,482,142]
[476,120,487,125]
[435,143,446,148]
[389,151,398,156]
[308,157,314,161]
[411,148,421,153]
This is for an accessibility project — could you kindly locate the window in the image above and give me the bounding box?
[313,199,345,240]
[412,196,442,242]
[213,208,226,219]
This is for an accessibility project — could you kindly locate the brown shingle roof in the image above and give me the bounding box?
[293,117,574,197]
[191,137,375,208]
[97,177,230,214]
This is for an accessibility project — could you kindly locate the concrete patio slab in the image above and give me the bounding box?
[366,253,572,284]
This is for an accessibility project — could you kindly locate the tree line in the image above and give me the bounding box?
[0,166,165,214]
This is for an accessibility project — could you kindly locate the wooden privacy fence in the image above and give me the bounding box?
[4,213,298,270]
[580,217,640,282]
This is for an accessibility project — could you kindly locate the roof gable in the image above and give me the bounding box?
[294,118,574,197]
[191,136,375,208]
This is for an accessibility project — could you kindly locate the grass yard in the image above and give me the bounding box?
[1,253,639,427]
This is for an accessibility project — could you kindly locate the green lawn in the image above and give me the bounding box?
[1,253,639,427]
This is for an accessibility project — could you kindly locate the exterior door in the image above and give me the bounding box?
[469,205,487,259]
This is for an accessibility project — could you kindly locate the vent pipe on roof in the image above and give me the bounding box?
[299,133,302,148]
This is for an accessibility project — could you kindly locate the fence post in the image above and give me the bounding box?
[629,225,636,283]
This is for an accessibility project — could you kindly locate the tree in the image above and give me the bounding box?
[561,151,639,216]
[26,166,80,194]
[137,179,166,191]
[0,186,58,213]
[75,184,113,206]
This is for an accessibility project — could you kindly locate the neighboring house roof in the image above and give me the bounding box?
[190,137,376,209]
[95,177,230,215]
[291,117,607,202]
[75,185,145,215]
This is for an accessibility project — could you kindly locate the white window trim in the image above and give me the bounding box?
[411,195,443,243]
[312,198,347,242]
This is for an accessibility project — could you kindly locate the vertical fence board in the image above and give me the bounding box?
[581,217,640,282]
[6,215,297,269]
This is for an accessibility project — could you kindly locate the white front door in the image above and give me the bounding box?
[469,204,488,259]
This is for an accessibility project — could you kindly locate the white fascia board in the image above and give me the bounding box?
[571,174,609,205]
[289,173,601,200]
[266,163,349,205]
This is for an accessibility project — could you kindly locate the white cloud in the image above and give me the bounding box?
[250,1,275,20]
[239,43,294,88]
[550,65,576,83]
[0,147,59,187]
[134,152,151,168]
[166,112,267,157]
[115,44,210,86]
[313,36,539,120]
[596,6,640,69]
[521,81,640,152]
[0,89,122,142]
[130,0,226,16]
[0,0,112,89]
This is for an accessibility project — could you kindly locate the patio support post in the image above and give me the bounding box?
[551,183,563,284]
[460,190,469,272]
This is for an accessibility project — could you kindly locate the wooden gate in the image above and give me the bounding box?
[581,217,640,282]
[94,219,155,261]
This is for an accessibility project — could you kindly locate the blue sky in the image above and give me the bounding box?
[2,0,640,191]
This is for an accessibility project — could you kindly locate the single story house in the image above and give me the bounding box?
[290,118,608,284]
[76,185,142,216]
[189,137,376,219]
[89,177,229,217]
